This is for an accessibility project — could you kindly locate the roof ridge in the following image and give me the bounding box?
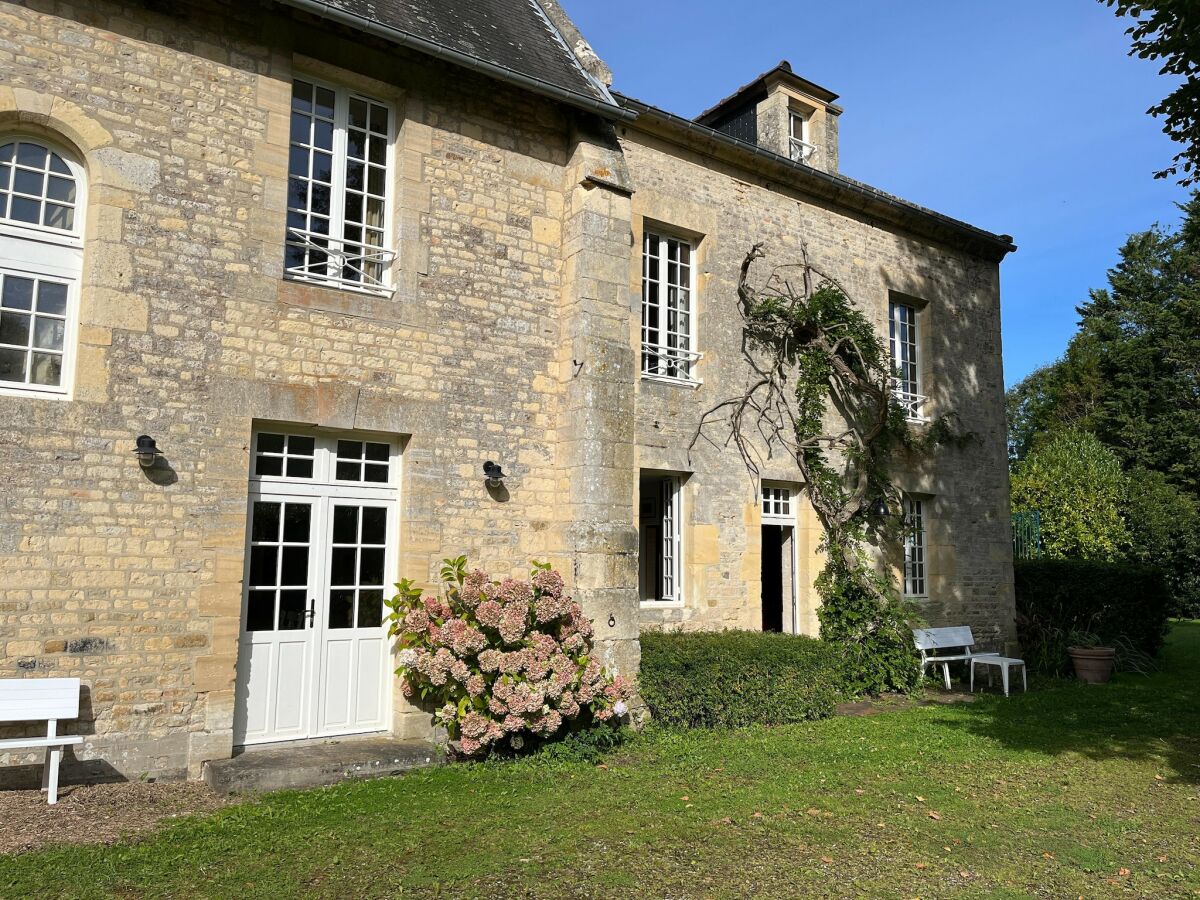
[525,0,619,108]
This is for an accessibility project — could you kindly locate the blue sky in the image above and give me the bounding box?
[563,0,1187,387]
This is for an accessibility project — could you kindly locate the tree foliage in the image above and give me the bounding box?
[1010,430,1130,561]
[1103,0,1200,186]
[1005,197,1200,609]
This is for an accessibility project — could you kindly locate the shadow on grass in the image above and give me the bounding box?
[944,621,1200,784]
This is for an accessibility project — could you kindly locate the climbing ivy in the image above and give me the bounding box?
[692,244,973,693]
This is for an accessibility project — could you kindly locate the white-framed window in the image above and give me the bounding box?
[902,495,928,598]
[252,429,399,488]
[639,473,683,604]
[789,111,816,164]
[285,77,395,295]
[642,230,700,383]
[888,300,926,421]
[0,136,85,398]
[761,484,793,522]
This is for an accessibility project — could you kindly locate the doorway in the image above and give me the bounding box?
[761,525,785,632]
[234,429,399,746]
[760,483,798,633]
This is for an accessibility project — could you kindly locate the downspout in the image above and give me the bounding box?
[276,0,637,122]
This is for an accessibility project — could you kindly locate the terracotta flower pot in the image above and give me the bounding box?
[1068,646,1116,684]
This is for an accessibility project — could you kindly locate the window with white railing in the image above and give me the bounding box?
[888,300,927,421]
[642,230,700,383]
[789,112,817,165]
[285,78,395,295]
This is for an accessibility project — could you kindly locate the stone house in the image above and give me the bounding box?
[0,0,1017,783]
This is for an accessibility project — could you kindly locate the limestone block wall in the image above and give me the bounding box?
[0,0,628,782]
[622,127,1017,650]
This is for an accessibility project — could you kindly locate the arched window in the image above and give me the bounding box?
[0,137,85,396]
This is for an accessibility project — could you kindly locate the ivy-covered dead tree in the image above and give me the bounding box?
[691,244,964,693]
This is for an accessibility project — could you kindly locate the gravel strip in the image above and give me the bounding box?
[0,782,233,855]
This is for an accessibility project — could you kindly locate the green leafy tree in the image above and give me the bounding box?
[1103,1,1200,186]
[1122,468,1200,615]
[1006,197,1200,493]
[1011,430,1130,561]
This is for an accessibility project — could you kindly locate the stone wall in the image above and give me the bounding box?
[0,0,639,782]
[621,126,1018,650]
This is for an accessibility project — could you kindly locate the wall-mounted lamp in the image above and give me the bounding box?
[134,434,161,468]
[483,460,506,488]
[867,496,890,518]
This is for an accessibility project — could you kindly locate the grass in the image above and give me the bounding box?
[4,625,1200,899]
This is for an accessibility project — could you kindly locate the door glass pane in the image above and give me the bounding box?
[246,590,275,632]
[328,589,354,629]
[357,589,384,628]
[281,546,309,585]
[278,590,307,631]
[251,501,280,542]
[331,547,357,585]
[333,505,358,543]
[249,546,278,587]
[359,548,384,585]
[361,507,387,543]
[282,503,310,542]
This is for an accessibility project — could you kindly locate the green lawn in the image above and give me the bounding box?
[4,626,1200,899]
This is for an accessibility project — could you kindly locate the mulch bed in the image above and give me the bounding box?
[0,782,234,855]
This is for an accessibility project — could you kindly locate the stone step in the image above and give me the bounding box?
[203,735,442,795]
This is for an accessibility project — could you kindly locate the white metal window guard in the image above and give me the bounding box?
[641,342,703,384]
[285,228,396,296]
[890,380,929,422]
[789,137,818,165]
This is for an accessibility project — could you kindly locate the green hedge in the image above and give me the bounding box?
[638,630,848,728]
[1014,559,1170,674]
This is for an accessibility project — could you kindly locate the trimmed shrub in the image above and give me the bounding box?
[1014,559,1170,674]
[639,630,848,728]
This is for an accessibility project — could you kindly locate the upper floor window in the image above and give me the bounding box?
[0,137,84,397]
[789,112,816,165]
[888,300,927,421]
[761,485,792,521]
[902,495,928,598]
[642,230,700,384]
[286,78,395,295]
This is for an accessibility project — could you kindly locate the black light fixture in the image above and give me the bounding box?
[134,434,161,468]
[868,495,890,518]
[483,460,506,488]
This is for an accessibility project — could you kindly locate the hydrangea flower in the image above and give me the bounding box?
[385,560,636,758]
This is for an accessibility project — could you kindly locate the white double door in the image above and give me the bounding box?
[234,484,396,746]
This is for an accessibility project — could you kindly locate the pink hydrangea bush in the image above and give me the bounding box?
[387,556,636,757]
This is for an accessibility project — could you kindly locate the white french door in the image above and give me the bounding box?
[234,429,399,746]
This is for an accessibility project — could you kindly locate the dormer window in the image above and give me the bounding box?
[788,112,816,164]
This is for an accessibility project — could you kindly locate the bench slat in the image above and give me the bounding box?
[913,626,975,650]
[0,678,81,722]
[0,735,84,750]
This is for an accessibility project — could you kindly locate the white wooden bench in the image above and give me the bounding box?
[0,677,83,804]
[912,627,999,690]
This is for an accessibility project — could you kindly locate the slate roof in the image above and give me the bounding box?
[291,0,614,110]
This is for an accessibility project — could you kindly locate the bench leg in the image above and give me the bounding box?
[941,662,952,691]
[1022,664,1028,693]
[41,746,51,792]
[969,660,975,693]
[1002,665,1010,698]
[46,746,62,805]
